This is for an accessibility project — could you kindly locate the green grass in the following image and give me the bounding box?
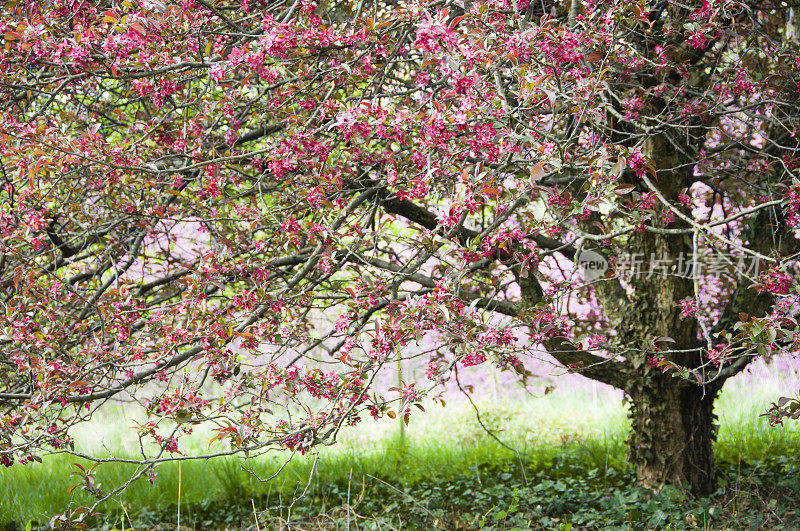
[2,381,800,529]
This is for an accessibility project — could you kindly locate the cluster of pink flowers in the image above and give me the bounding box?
[146,389,209,417]
[756,269,793,295]
[301,370,343,400]
[680,298,700,317]
[690,0,716,21]
[786,189,800,227]
[400,383,419,405]
[335,311,353,332]
[686,31,708,50]
[622,94,644,121]
[442,195,481,229]
[413,8,460,55]
[585,334,606,350]
[369,332,397,361]
[152,434,180,454]
[273,420,306,451]
[547,191,572,212]
[478,325,517,348]
[708,343,731,367]
[481,226,525,259]
[730,71,756,96]
[679,99,710,119]
[462,351,487,367]
[627,149,649,178]
[639,192,656,210]
[530,307,569,340]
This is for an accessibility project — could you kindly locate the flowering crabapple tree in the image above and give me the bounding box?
[2,0,800,513]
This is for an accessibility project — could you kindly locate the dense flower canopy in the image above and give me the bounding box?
[2,0,800,512]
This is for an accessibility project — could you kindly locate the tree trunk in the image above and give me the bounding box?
[626,375,720,495]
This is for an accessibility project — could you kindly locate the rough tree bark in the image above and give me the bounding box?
[626,372,721,495]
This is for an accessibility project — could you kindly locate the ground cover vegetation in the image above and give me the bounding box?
[3,0,800,526]
[2,381,800,529]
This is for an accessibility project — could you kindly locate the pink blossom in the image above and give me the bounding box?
[639,192,656,210]
[585,334,606,349]
[627,149,649,178]
[622,94,644,121]
[680,298,699,317]
[462,351,486,367]
[686,31,707,50]
[209,63,226,82]
[756,269,793,295]
[708,344,730,367]
[400,383,419,404]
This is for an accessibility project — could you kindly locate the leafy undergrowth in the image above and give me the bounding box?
[4,387,800,530]
[7,445,800,531]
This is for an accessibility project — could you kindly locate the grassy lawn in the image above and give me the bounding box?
[2,373,800,530]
